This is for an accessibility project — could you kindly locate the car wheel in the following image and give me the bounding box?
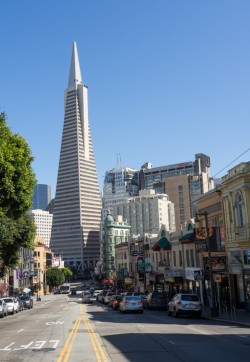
[140,310,143,314]
[0,313,3,318]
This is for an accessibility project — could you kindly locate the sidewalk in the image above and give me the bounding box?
[203,306,250,327]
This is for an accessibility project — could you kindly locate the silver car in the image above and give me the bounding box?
[0,297,19,315]
[81,292,92,304]
[119,296,143,314]
[0,300,8,318]
[168,293,202,318]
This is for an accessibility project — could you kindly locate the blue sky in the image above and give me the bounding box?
[1,1,249,198]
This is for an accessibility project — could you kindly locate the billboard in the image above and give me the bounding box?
[194,227,221,252]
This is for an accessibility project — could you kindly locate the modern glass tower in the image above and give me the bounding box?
[50,42,102,273]
[32,184,51,210]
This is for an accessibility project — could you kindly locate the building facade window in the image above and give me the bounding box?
[179,250,182,267]
[236,192,245,227]
[173,251,176,267]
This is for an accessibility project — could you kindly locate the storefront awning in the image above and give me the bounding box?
[152,236,171,251]
[179,232,195,243]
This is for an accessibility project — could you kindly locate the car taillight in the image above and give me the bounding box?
[177,301,181,305]
[138,301,142,305]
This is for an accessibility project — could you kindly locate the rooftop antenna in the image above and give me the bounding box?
[116,153,122,168]
[116,153,119,168]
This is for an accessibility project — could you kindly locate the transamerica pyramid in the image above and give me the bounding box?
[50,42,102,274]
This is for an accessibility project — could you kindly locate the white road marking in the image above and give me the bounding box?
[16,329,24,333]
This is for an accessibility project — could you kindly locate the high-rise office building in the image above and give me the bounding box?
[50,42,102,273]
[139,153,214,230]
[112,189,176,236]
[31,209,53,247]
[102,167,139,219]
[32,184,51,210]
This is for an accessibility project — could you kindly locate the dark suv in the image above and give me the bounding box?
[19,295,33,309]
[143,291,168,310]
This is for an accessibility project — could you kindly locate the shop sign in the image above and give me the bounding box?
[124,278,132,284]
[194,227,222,252]
[16,268,22,280]
[185,268,202,281]
[203,256,227,272]
[164,269,183,278]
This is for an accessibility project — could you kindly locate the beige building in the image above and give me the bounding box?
[221,162,250,311]
[164,174,192,231]
[32,236,52,296]
[113,189,176,236]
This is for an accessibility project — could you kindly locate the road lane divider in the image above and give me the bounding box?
[57,317,81,362]
[57,304,108,362]
[81,310,108,362]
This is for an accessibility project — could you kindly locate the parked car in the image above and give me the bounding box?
[104,292,113,305]
[19,295,33,309]
[0,299,8,318]
[119,296,143,313]
[81,292,92,304]
[168,293,202,318]
[98,290,108,303]
[107,294,119,308]
[93,290,102,299]
[143,291,168,310]
[111,295,122,310]
[0,297,19,314]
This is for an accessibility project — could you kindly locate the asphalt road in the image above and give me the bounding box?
[0,294,250,362]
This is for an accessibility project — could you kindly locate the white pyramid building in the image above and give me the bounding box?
[50,42,102,273]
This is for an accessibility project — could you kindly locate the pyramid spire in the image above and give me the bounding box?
[68,41,82,87]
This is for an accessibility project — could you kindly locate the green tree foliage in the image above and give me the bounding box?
[61,267,73,281]
[46,268,65,288]
[0,113,36,276]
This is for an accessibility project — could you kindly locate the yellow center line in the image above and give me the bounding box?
[57,304,108,362]
[63,318,81,362]
[57,316,81,362]
[82,312,108,362]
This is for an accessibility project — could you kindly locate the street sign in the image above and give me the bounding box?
[131,251,139,256]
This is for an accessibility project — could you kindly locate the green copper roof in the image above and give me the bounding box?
[152,236,171,251]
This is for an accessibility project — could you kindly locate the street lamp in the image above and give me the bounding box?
[195,211,219,317]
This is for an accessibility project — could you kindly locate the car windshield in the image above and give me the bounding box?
[181,295,199,301]
[3,298,13,303]
[0,300,3,305]
[20,296,29,300]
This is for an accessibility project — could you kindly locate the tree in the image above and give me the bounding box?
[61,267,73,282]
[0,112,36,277]
[46,268,65,288]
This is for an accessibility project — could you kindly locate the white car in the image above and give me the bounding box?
[168,293,202,318]
[93,290,102,299]
[0,297,19,315]
[119,296,143,314]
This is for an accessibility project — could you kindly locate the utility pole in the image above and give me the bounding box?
[196,212,219,317]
